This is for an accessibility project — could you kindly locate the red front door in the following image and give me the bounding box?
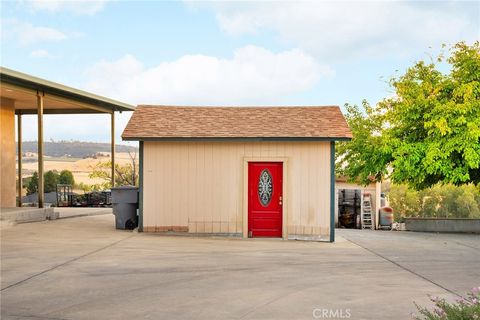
[248,162,283,237]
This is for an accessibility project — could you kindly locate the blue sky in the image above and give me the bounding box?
[1,1,479,145]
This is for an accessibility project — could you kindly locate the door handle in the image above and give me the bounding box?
[279,196,283,206]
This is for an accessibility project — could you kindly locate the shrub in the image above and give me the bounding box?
[388,183,480,221]
[413,287,480,320]
[26,172,38,195]
[387,184,421,221]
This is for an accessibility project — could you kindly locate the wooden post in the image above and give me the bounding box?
[37,92,44,208]
[17,113,22,207]
[111,111,115,188]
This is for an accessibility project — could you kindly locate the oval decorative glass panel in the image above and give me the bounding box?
[258,169,273,207]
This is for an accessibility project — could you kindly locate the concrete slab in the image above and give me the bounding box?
[0,207,57,224]
[55,207,112,219]
[1,216,479,320]
[338,229,480,297]
[0,207,110,225]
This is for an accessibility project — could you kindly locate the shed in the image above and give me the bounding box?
[335,176,383,229]
[122,105,352,241]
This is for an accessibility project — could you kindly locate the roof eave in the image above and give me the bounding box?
[122,136,353,142]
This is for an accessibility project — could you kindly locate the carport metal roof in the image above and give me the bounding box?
[0,67,134,114]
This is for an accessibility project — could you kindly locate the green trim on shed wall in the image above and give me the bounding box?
[330,141,335,242]
[138,141,144,232]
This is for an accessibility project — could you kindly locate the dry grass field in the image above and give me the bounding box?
[18,152,135,194]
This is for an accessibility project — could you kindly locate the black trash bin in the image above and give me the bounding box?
[111,186,138,230]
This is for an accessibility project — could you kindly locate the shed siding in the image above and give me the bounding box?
[143,141,331,238]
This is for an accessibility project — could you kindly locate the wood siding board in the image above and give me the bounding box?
[236,143,245,233]
[193,142,199,232]
[205,143,213,233]
[166,143,173,225]
[160,143,168,227]
[315,143,321,231]
[180,144,188,227]
[211,143,219,232]
[307,143,314,228]
[170,143,176,227]
[186,143,192,231]
[143,142,152,227]
[299,143,305,234]
[217,143,225,230]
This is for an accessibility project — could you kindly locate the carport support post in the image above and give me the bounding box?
[111,111,115,188]
[37,92,44,208]
[17,113,22,207]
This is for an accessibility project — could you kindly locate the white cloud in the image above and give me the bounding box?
[85,46,330,105]
[27,0,109,15]
[29,49,53,58]
[202,2,478,60]
[3,20,67,45]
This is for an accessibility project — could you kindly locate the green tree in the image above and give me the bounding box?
[58,169,75,186]
[337,41,480,189]
[77,182,95,192]
[387,184,421,221]
[453,184,480,218]
[336,100,392,186]
[433,184,459,218]
[44,170,59,193]
[388,183,480,220]
[26,172,38,195]
[419,186,442,217]
[88,151,138,190]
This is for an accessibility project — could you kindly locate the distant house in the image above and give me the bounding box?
[335,176,383,230]
[123,106,352,242]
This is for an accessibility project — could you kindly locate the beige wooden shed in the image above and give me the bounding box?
[122,106,352,242]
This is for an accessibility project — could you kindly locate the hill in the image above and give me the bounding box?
[19,141,137,158]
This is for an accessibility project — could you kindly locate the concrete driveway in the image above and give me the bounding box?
[1,215,479,320]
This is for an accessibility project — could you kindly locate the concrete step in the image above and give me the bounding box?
[0,207,58,224]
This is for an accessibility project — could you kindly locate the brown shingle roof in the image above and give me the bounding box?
[122,105,352,140]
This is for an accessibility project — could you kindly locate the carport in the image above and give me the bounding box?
[0,67,134,209]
